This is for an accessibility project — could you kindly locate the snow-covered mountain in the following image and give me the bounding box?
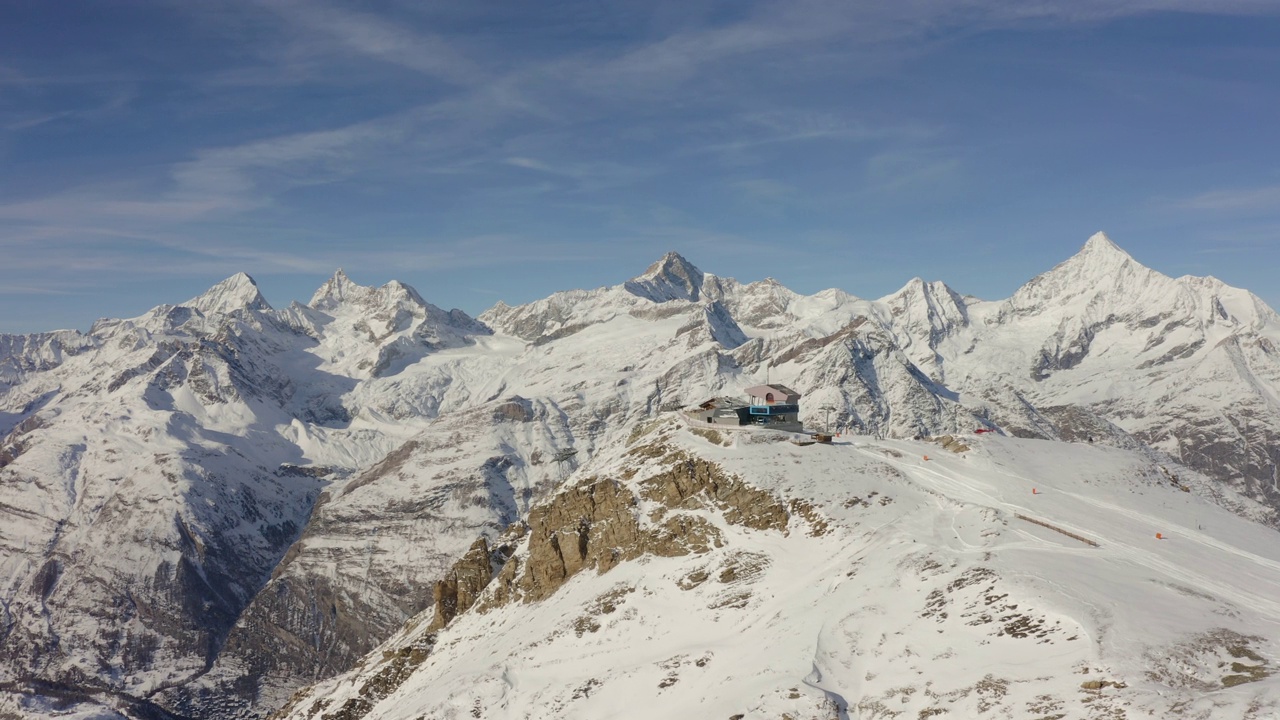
[2,234,1280,718]
[276,421,1280,720]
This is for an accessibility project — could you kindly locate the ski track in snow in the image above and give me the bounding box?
[867,441,1280,622]
[276,427,1280,720]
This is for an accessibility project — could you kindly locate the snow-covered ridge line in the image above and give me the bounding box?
[276,422,1280,720]
[4,232,1280,718]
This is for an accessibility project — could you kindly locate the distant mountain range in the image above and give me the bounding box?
[2,232,1279,718]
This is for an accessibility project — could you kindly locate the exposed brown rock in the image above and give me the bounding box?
[639,453,790,532]
[935,435,971,453]
[484,477,644,606]
[492,396,535,423]
[479,447,795,612]
[429,537,496,632]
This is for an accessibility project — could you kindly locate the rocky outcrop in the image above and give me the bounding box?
[272,437,814,719]
[475,446,794,612]
[638,453,789,532]
[428,535,517,632]
[934,435,971,453]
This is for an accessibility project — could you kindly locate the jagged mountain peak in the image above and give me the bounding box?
[643,250,701,278]
[885,276,932,297]
[183,272,271,315]
[308,268,358,309]
[880,276,964,309]
[625,251,705,302]
[309,269,428,314]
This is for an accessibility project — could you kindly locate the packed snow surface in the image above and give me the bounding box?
[287,423,1280,719]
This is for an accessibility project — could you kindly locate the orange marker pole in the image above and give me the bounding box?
[1032,488,1039,495]
[1156,533,1164,540]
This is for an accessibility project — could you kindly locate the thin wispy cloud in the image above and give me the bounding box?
[502,156,654,193]
[866,148,963,194]
[1179,185,1280,213]
[254,0,489,86]
[0,283,78,296]
[3,0,1280,329]
[733,179,796,201]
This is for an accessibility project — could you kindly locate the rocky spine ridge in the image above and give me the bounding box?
[278,428,821,720]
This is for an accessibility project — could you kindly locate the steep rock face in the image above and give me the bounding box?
[0,297,332,717]
[275,428,817,720]
[878,277,971,379]
[782,323,970,438]
[714,278,802,329]
[168,400,570,718]
[479,292,599,344]
[428,535,517,632]
[624,251,707,303]
[0,330,97,394]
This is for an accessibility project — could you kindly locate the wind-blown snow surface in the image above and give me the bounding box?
[4,233,1280,717]
[283,423,1280,720]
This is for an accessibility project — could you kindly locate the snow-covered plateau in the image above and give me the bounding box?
[1,233,1279,718]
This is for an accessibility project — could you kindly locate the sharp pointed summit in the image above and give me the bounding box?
[625,251,705,302]
[1053,231,1141,278]
[1078,231,1135,263]
[1009,231,1165,309]
[183,272,271,315]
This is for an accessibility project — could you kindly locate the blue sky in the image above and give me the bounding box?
[3,1,1280,332]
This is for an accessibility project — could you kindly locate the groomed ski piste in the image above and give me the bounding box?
[281,419,1280,720]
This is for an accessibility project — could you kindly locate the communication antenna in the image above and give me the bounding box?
[553,448,578,480]
[818,404,837,434]
[360,527,379,597]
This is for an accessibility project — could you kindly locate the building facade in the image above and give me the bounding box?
[693,385,804,433]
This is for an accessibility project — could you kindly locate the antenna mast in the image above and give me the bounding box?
[553,448,579,480]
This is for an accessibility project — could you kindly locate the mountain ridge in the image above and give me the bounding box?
[3,233,1280,718]
[274,421,1280,720]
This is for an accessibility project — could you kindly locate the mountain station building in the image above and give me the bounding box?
[693,384,803,432]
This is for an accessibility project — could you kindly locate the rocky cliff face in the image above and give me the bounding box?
[164,400,569,718]
[275,426,821,720]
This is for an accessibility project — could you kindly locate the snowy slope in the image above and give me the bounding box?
[280,420,1280,720]
[0,274,494,718]
[0,285,329,705]
[4,233,1280,718]
[931,234,1280,502]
